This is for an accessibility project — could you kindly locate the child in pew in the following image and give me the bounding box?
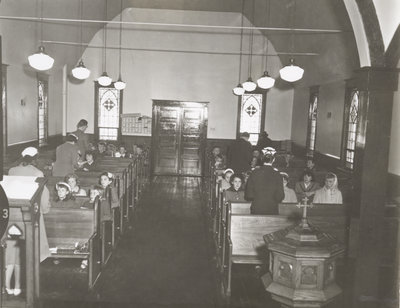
[99,172,119,221]
[81,185,104,209]
[281,172,298,203]
[54,182,77,207]
[64,173,87,196]
[305,156,317,173]
[225,174,245,202]
[115,144,130,158]
[295,170,320,204]
[81,151,96,172]
[220,168,234,191]
[211,146,226,169]
[105,143,117,157]
[313,172,343,204]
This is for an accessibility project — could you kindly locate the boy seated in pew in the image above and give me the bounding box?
[64,173,87,196]
[54,182,77,207]
[305,156,317,173]
[281,172,298,203]
[99,172,119,221]
[95,142,107,158]
[313,172,343,204]
[114,144,131,158]
[81,185,104,209]
[220,168,234,191]
[225,174,245,202]
[81,151,96,172]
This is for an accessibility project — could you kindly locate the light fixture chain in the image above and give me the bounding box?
[248,0,255,78]
[238,0,245,84]
[40,0,43,44]
[265,0,271,71]
[80,0,83,56]
[119,0,123,78]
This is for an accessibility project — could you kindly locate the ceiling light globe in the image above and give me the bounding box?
[233,84,245,96]
[257,72,275,89]
[72,60,91,80]
[98,72,112,86]
[242,78,257,92]
[279,59,304,82]
[28,46,54,71]
[114,79,126,90]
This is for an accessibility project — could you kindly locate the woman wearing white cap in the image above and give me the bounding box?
[52,134,81,177]
[6,147,51,295]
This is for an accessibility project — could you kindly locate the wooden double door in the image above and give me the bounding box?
[152,100,208,176]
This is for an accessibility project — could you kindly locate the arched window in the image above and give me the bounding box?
[306,88,319,156]
[237,93,265,145]
[94,83,123,141]
[343,89,359,169]
[37,74,49,147]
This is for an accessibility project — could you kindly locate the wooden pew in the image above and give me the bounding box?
[44,196,102,289]
[220,201,347,298]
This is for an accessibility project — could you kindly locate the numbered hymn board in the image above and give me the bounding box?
[121,113,152,136]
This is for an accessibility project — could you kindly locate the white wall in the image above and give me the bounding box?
[372,0,400,50]
[67,8,293,140]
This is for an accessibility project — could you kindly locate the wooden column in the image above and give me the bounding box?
[352,67,399,308]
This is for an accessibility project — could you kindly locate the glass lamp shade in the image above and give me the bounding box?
[257,72,275,89]
[72,60,91,80]
[28,46,54,71]
[114,78,126,90]
[242,78,257,92]
[279,59,304,82]
[98,72,112,86]
[233,84,245,96]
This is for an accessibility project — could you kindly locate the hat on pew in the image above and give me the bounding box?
[55,182,71,192]
[21,147,38,157]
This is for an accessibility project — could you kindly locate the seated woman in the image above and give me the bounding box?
[224,174,245,202]
[64,173,87,196]
[81,151,96,171]
[295,170,320,204]
[99,172,119,221]
[220,168,234,191]
[250,156,261,170]
[281,172,297,203]
[82,185,104,209]
[313,172,343,204]
[54,182,77,207]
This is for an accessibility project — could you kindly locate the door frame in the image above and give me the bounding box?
[151,100,208,177]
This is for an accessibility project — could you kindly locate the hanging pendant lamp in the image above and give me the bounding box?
[257,0,275,89]
[114,0,126,90]
[232,0,245,96]
[97,0,112,86]
[243,77,257,92]
[72,0,90,80]
[28,0,54,71]
[279,0,303,83]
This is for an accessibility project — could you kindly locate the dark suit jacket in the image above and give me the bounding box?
[73,129,89,158]
[227,138,253,174]
[245,165,284,215]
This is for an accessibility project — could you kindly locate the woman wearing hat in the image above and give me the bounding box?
[6,147,51,295]
[220,168,234,190]
[52,134,82,177]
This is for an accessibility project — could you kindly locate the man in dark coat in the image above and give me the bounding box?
[245,147,284,215]
[73,119,89,158]
[227,132,253,174]
[256,131,273,150]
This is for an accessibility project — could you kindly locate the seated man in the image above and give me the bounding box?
[245,147,284,215]
[313,172,343,204]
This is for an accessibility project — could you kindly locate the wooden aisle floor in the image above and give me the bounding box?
[41,176,218,308]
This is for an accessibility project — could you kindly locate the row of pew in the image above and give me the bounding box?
[1,153,150,307]
[204,161,397,301]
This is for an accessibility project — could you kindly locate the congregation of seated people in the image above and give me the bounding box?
[210,132,344,212]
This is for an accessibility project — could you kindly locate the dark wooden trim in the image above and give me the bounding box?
[385,25,400,67]
[387,172,400,201]
[355,0,385,66]
[2,63,7,156]
[0,37,3,180]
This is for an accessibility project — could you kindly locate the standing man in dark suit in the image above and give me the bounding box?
[245,147,284,215]
[73,119,89,159]
[227,132,253,174]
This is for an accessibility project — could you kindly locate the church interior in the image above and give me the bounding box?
[0,0,399,307]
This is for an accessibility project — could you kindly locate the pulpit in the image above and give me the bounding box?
[0,176,46,308]
[262,202,345,308]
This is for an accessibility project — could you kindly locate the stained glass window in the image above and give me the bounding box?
[344,90,359,169]
[239,94,263,145]
[2,65,7,153]
[306,91,318,155]
[97,87,121,140]
[37,78,48,147]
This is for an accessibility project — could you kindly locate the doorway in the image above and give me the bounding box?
[151,100,208,176]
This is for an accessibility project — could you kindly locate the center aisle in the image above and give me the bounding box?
[93,176,217,307]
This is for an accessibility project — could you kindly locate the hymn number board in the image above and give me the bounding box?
[121,113,152,136]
